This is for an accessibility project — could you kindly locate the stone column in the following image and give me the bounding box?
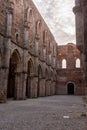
[21,71,27,99]
[21,22,29,99]
[0,6,13,102]
[42,44,46,96]
[33,34,39,97]
[30,76,38,98]
[73,0,84,51]
[83,5,87,95]
[39,78,45,97]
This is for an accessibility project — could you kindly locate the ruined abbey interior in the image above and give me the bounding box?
[57,43,84,95]
[0,0,87,103]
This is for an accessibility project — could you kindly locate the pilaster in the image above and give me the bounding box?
[0,4,13,103]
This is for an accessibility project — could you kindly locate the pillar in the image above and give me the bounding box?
[21,21,29,99]
[0,5,13,102]
[34,34,39,97]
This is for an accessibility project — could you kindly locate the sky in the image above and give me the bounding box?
[32,0,75,45]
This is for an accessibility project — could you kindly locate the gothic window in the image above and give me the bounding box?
[62,59,67,69]
[37,20,42,44]
[44,30,48,55]
[76,58,80,68]
[27,8,33,23]
[15,33,20,43]
[27,8,35,44]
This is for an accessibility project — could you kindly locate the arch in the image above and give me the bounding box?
[26,59,34,98]
[43,30,48,43]
[62,59,67,69]
[27,8,33,23]
[28,59,34,75]
[36,20,43,46]
[37,65,43,97]
[15,32,20,43]
[27,8,35,44]
[7,49,21,99]
[76,58,80,68]
[43,30,49,55]
[11,49,21,63]
[67,82,75,95]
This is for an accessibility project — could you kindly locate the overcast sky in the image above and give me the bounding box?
[32,0,75,45]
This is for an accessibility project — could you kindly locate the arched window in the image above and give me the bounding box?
[15,33,20,43]
[62,59,67,69]
[76,58,80,68]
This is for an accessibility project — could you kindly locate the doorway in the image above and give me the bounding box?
[67,83,74,95]
[26,59,34,98]
[7,50,21,99]
[7,60,16,98]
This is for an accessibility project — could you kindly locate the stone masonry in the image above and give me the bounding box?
[0,0,57,102]
[73,0,87,95]
[0,0,86,103]
[56,43,85,95]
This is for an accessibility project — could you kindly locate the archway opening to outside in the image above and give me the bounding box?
[7,50,21,99]
[67,83,74,95]
[26,59,34,98]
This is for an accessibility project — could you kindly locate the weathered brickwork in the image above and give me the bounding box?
[0,0,86,103]
[73,0,87,95]
[0,0,57,102]
[56,43,85,95]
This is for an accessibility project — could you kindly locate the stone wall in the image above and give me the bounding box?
[0,0,57,102]
[56,43,85,95]
[73,0,87,95]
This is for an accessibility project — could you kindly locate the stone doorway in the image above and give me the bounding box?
[67,83,74,95]
[7,60,16,98]
[26,59,34,98]
[7,50,21,99]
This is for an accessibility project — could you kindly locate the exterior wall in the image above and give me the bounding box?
[0,0,57,102]
[56,43,85,95]
[73,0,87,95]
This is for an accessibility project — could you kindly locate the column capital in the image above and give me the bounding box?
[73,6,82,14]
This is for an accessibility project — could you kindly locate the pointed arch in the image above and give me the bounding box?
[7,49,21,99]
[27,58,34,75]
[27,8,35,44]
[36,20,43,46]
[43,30,48,43]
[76,58,80,68]
[62,59,67,69]
[26,58,34,98]
[27,8,33,23]
[10,49,21,72]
